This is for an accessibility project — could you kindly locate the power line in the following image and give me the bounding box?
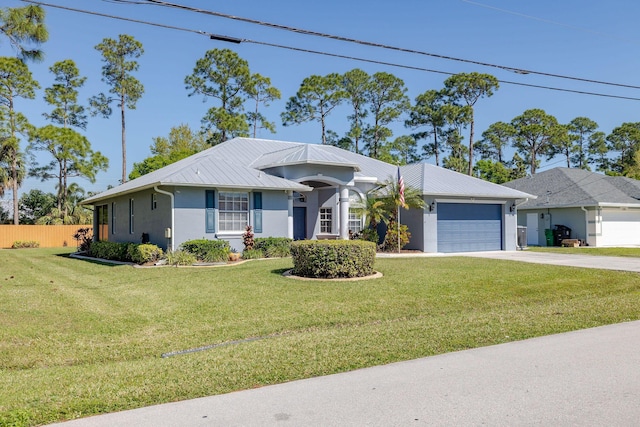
[461,0,640,46]
[133,0,640,91]
[22,1,640,102]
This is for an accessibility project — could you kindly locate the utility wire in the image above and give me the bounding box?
[22,1,640,102]
[132,0,640,91]
[461,0,640,46]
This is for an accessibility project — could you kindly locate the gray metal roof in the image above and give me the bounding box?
[82,137,534,205]
[401,163,534,199]
[502,167,640,208]
[251,144,361,171]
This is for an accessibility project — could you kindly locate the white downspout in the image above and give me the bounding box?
[581,206,588,246]
[155,186,175,252]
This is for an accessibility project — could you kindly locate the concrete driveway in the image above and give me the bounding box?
[48,321,640,427]
[458,250,640,273]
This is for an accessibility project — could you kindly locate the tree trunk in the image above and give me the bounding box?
[530,147,536,174]
[62,158,68,218]
[12,154,18,225]
[433,124,440,167]
[467,116,475,176]
[121,94,127,183]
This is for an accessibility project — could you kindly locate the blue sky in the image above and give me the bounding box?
[3,0,640,198]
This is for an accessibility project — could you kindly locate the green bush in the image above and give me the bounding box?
[255,237,292,258]
[180,239,230,262]
[127,244,164,264]
[165,250,197,266]
[89,241,132,262]
[290,240,376,279]
[381,222,411,252]
[11,240,39,249]
[242,248,264,259]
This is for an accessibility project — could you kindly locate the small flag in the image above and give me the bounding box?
[397,166,405,208]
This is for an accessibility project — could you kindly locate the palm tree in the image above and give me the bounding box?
[379,176,425,222]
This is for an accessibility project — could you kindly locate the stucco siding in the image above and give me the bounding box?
[402,204,425,251]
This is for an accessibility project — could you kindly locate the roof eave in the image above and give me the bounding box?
[257,160,361,172]
[80,181,313,205]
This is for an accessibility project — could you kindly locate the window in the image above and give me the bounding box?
[319,207,332,233]
[111,202,116,234]
[129,199,134,234]
[348,190,364,233]
[348,209,363,233]
[151,193,157,210]
[219,192,248,231]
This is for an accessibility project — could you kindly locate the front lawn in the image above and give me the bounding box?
[529,246,640,257]
[2,248,640,426]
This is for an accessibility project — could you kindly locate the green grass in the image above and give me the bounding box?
[2,248,640,426]
[529,246,640,257]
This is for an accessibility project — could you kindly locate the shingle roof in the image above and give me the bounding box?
[502,167,640,208]
[401,163,533,199]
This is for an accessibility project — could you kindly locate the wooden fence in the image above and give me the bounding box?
[0,225,91,249]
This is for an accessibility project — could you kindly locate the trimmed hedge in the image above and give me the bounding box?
[89,241,163,264]
[180,239,230,262]
[290,240,376,279]
[89,241,130,262]
[254,237,292,258]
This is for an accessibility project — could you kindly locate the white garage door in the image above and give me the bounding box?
[600,209,640,246]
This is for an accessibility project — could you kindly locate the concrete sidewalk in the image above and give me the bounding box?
[49,321,640,427]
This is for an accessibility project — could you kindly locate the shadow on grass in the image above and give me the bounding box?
[271,268,290,276]
[59,252,130,267]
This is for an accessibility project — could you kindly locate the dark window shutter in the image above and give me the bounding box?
[206,190,216,233]
[253,192,262,233]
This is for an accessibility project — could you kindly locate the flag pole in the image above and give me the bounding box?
[397,165,404,254]
[397,204,400,254]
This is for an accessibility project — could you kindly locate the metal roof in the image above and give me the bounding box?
[502,167,640,208]
[401,163,534,199]
[251,144,361,171]
[82,137,534,205]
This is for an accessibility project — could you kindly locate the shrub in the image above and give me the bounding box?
[11,240,39,249]
[89,241,132,262]
[381,222,411,252]
[128,244,163,264]
[255,237,292,258]
[242,225,254,250]
[352,227,380,244]
[242,248,264,259]
[73,227,93,252]
[180,239,230,262]
[165,250,197,266]
[291,240,376,279]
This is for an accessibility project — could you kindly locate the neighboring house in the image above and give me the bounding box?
[503,167,640,247]
[81,138,533,253]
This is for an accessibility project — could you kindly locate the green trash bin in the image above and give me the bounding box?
[544,229,553,246]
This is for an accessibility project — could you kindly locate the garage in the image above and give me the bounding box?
[437,203,503,252]
[599,208,640,247]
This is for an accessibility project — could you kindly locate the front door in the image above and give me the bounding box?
[293,207,306,240]
[526,213,539,245]
[96,204,108,241]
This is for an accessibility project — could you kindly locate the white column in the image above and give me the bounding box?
[287,191,294,239]
[339,186,350,240]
